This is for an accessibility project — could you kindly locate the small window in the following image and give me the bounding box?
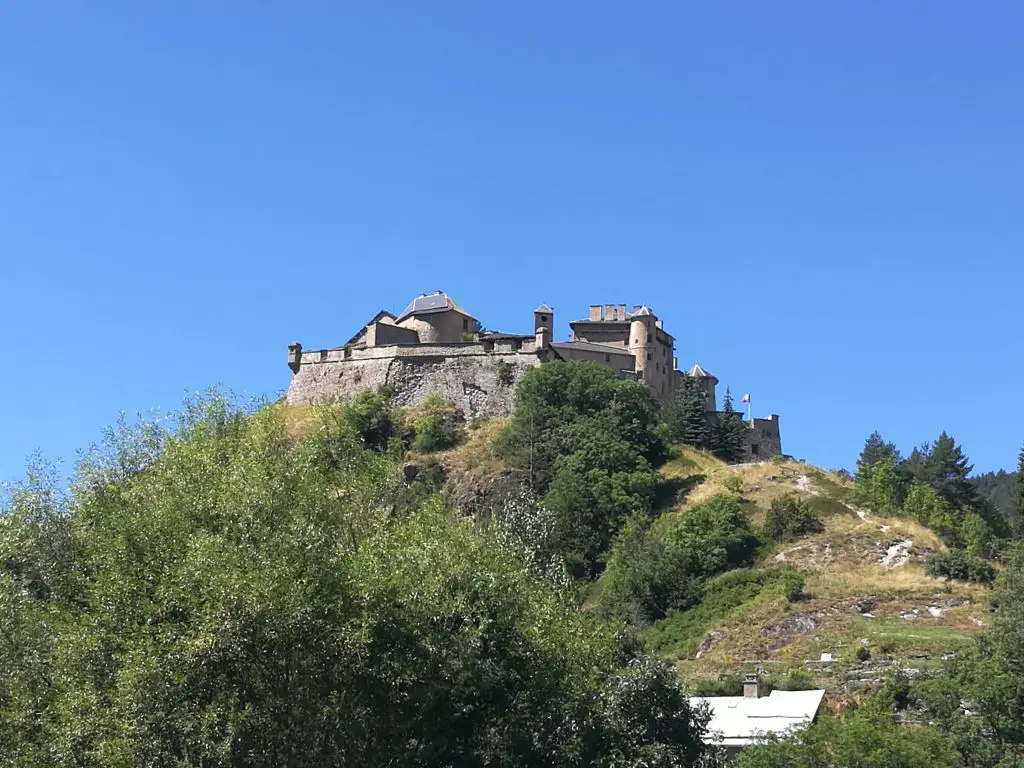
[647,333,653,343]
[540,315,548,322]
[646,352,652,360]
[751,444,760,457]
[463,317,469,331]
[605,354,611,363]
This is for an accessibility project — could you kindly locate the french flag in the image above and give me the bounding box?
[741,393,750,403]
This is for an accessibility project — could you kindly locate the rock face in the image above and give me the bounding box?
[286,347,541,418]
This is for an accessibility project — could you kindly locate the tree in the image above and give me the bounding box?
[854,431,901,484]
[711,412,747,464]
[663,376,711,450]
[1016,442,1024,532]
[722,387,736,413]
[925,432,978,510]
[763,495,823,543]
[0,396,715,766]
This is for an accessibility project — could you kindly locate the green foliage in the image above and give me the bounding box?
[971,467,1018,524]
[601,495,759,624]
[712,411,748,464]
[855,431,902,484]
[341,385,400,453]
[663,375,711,451]
[494,358,515,387]
[723,474,742,493]
[0,395,716,767]
[856,457,905,514]
[496,362,667,578]
[410,393,463,452]
[925,551,996,584]
[645,568,805,658]
[762,494,823,543]
[737,705,959,768]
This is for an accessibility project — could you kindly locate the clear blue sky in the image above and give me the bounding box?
[2,1,1022,483]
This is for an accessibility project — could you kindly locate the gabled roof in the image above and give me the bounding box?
[534,303,554,313]
[689,363,717,380]
[345,310,396,347]
[631,305,654,317]
[397,291,477,321]
[690,690,825,747]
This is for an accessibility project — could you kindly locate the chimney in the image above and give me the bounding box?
[604,304,615,321]
[617,304,626,320]
[588,305,602,321]
[535,325,550,351]
[743,674,760,698]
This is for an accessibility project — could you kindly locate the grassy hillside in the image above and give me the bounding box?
[282,402,994,699]
[652,448,989,696]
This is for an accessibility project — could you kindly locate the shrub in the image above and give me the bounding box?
[494,359,515,387]
[762,495,823,543]
[926,551,995,585]
[723,474,742,493]
[855,645,871,662]
[342,387,399,453]
[411,395,463,452]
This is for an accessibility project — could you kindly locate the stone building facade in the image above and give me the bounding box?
[285,291,783,459]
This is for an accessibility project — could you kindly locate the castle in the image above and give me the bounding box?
[285,291,782,459]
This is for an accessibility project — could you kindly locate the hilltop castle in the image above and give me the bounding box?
[285,291,782,459]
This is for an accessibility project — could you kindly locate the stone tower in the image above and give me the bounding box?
[629,306,655,385]
[534,304,553,338]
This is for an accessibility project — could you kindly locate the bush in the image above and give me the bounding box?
[855,645,871,662]
[410,395,463,452]
[342,387,399,453]
[763,495,823,543]
[723,474,742,493]
[926,551,995,585]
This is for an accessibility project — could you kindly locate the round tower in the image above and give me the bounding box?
[629,306,655,383]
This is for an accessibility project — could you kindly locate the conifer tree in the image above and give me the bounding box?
[722,386,735,414]
[712,411,747,464]
[855,431,901,484]
[663,376,711,450]
[1015,442,1024,535]
[925,432,977,510]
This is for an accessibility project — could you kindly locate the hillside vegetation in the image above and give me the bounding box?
[5,363,1024,766]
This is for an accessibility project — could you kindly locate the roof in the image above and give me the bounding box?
[690,690,825,747]
[688,363,718,381]
[344,310,396,347]
[481,332,534,341]
[397,292,477,321]
[632,305,655,317]
[552,341,635,356]
[534,303,554,313]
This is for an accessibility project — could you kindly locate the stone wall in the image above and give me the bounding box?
[743,415,783,459]
[286,344,542,417]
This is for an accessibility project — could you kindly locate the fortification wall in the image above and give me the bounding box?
[286,344,541,417]
[743,415,783,459]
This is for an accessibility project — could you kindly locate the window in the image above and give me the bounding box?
[605,354,611,363]
[646,352,652,360]
[647,333,653,343]
[751,444,760,457]
[540,315,548,322]
[463,317,469,331]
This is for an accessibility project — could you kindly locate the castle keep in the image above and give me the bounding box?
[285,292,782,459]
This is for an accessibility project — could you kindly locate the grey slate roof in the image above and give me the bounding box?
[534,303,554,313]
[397,292,477,321]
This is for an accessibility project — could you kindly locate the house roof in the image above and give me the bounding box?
[631,305,655,317]
[345,310,396,347]
[689,689,825,747]
[552,341,635,357]
[397,291,477,321]
[534,303,554,313]
[688,363,718,381]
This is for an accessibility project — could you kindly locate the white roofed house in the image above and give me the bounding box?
[690,676,825,759]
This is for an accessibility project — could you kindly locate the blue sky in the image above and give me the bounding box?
[2,1,1022,482]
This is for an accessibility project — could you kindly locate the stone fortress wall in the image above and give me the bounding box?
[284,292,784,459]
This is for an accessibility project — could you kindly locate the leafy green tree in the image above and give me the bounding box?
[342,385,400,453]
[663,376,711,451]
[857,457,906,514]
[601,495,758,623]
[0,396,715,767]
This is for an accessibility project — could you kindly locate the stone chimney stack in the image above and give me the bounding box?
[287,341,303,374]
[743,674,760,699]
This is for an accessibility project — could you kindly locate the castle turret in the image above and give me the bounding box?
[688,363,718,412]
[534,304,554,341]
[287,341,303,374]
[629,306,656,384]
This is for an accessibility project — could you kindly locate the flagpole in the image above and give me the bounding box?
[746,396,751,425]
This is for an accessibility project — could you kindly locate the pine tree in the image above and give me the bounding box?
[722,387,735,414]
[1015,442,1024,535]
[712,412,747,464]
[663,376,711,450]
[854,431,901,484]
[925,432,977,510]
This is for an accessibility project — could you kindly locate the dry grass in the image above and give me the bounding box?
[442,417,510,476]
